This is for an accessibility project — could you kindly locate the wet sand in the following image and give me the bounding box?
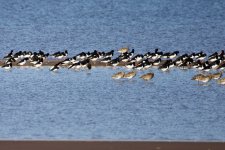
[0,59,125,67]
[0,140,224,150]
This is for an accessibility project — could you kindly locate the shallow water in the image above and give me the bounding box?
[0,67,225,140]
[0,0,225,140]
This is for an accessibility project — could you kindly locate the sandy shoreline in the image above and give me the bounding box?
[0,140,224,150]
[0,59,129,67]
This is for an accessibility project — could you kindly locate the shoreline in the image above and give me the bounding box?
[0,59,129,67]
[0,140,224,150]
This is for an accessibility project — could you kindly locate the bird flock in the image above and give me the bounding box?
[1,48,225,84]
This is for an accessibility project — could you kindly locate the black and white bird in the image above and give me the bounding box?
[125,62,135,69]
[76,52,88,60]
[3,50,14,59]
[68,62,81,69]
[5,56,16,64]
[152,58,161,66]
[101,57,111,63]
[130,54,144,62]
[17,58,29,66]
[109,58,120,67]
[50,63,60,71]
[142,60,152,69]
[80,59,90,68]
[2,63,12,70]
[33,58,43,67]
[104,50,114,58]
[51,50,68,59]
[60,58,72,65]
[159,63,170,71]
[134,62,144,70]
[169,51,179,59]
[195,51,207,60]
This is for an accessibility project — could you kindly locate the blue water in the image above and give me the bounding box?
[1,0,225,140]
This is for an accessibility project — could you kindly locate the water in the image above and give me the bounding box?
[0,0,225,140]
[0,67,225,140]
[0,0,225,55]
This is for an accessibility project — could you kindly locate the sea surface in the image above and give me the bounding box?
[0,0,225,140]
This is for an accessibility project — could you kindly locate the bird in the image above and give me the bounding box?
[159,63,170,71]
[169,51,179,59]
[217,78,225,85]
[33,58,43,67]
[104,50,114,58]
[68,62,81,69]
[134,62,144,70]
[76,52,88,60]
[4,56,16,64]
[201,63,212,72]
[130,54,144,62]
[3,50,14,59]
[109,58,120,67]
[17,58,29,66]
[2,63,12,69]
[192,74,212,83]
[195,51,207,60]
[119,54,130,62]
[210,72,222,80]
[80,59,90,68]
[142,60,152,69]
[101,57,111,63]
[140,72,154,81]
[123,71,136,79]
[89,53,99,61]
[50,64,60,71]
[60,58,72,65]
[118,47,129,54]
[152,48,163,59]
[125,62,135,69]
[112,72,125,79]
[210,60,221,69]
[217,62,225,70]
[159,60,173,71]
[152,58,161,66]
[51,50,68,59]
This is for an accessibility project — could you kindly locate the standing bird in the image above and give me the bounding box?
[17,58,29,66]
[210,72,222,80]
[3,50,14,59]
[112,72,125,79]
[118,47,129,54]
[50,63,60,72]
[123,71,136,79]
[109,58,120,67]
[2,63,12,70]
[140,73,154,81]
[192,74,212,83]
[51,50,68,59]
[217,78,225,85]
[33,58,43,67]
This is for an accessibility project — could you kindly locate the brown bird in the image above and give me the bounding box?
[192,74,212,83]
[140,72,154,81]
[123,71,136,79]
[118,47,129,54]
[112,71,125,79]
[210,72,222,80]
[217,78,225,85]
